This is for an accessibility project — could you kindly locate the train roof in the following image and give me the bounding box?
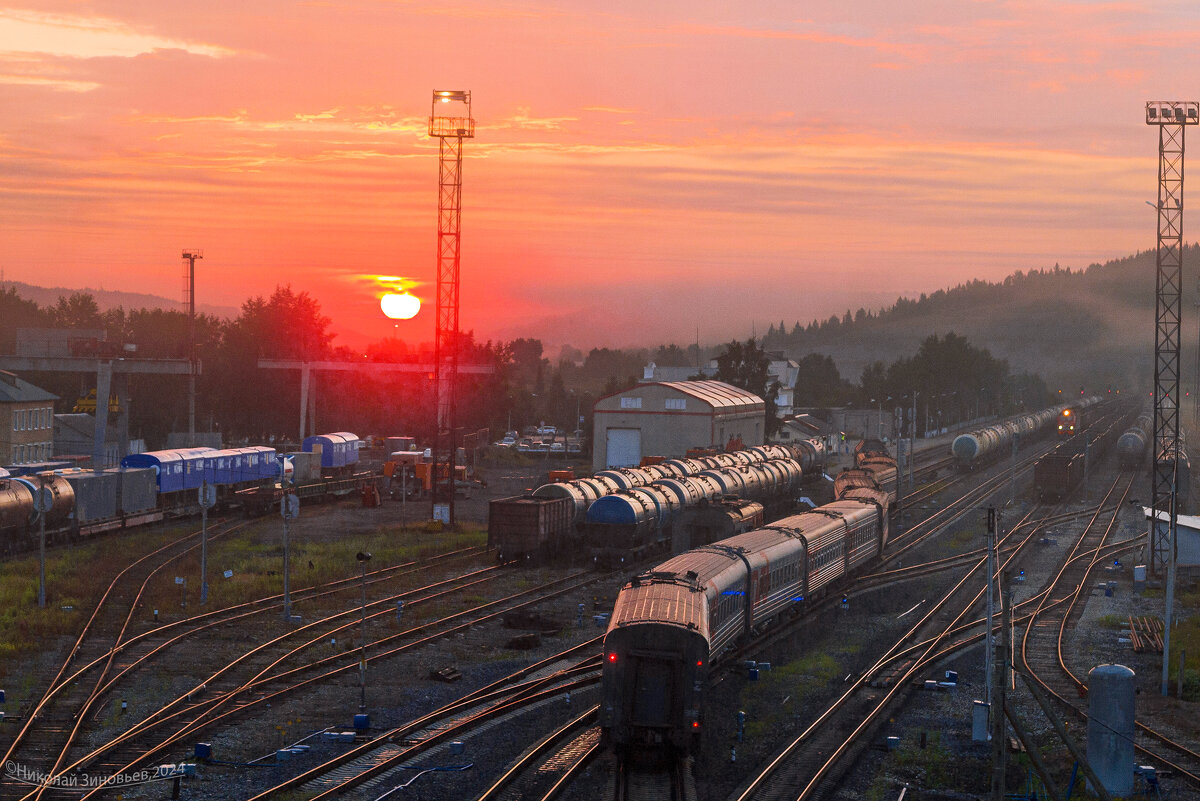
[608,580,709,637]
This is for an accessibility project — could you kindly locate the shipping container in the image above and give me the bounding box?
[59,469,120,522]
[113,467,158,514]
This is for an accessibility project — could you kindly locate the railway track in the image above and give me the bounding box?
[723,443,1149,801]
[1018,471,1200,787]
[40,566,604,800]
[0,519,246,800]
[244,641,604,800]
[0,543,488,798]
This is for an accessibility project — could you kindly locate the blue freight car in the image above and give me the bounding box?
[121,448,216,492]
[302,432,360,469]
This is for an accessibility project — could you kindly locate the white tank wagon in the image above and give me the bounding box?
[534,443,826,524]
[951,407,1060,469]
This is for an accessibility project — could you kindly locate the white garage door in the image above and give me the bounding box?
[606,428,641,468]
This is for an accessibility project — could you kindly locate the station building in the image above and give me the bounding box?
[0,371,57,465]
[592,380,765,470]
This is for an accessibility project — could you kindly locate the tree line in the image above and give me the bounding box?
[0,284,1051,450]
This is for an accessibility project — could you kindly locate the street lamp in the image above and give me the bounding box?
[356,551,372,712]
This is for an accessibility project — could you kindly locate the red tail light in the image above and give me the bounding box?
[607,652,617,663]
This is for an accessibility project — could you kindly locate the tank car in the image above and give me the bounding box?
[952,405,1062,470]
[1117,414,1153,469]
[4,475,75,530]
[673,498,763,553]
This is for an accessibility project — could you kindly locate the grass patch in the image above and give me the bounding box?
[1097,614,1125,629]
[893,730,954,785]
[946,521,984,551]
[0,522,205,681]
[740,651,841,740]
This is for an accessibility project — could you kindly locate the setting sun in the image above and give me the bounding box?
[380,292,420,320]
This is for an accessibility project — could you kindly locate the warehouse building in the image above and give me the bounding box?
[592,380,765,470]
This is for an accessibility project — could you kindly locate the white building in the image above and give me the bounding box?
[593,380,765,470]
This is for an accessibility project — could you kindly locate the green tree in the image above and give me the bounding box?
[713,337,780,437]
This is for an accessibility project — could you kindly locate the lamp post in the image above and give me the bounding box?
[357,551,372,712]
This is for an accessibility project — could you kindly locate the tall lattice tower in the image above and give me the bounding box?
[428,90,475,524]
[1147,101,1198,576]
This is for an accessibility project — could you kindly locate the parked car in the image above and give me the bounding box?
[549,442,565,452]
[537,425,558,436]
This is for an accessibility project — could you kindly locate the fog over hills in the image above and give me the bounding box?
[0,280,240,321]
[756,247,1193,393]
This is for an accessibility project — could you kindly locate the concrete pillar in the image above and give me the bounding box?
[113,373,129,461]
[299,362,310,441]
[92,361,112,469]
[1088,664,1135,796]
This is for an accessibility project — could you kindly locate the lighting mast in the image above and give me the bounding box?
[182,249,203,447]
[428,90,474,525]
[1147,101,1197,697]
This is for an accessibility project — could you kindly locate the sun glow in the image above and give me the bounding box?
[380,292,420,319]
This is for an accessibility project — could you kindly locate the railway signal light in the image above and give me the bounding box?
[607,652,618,663]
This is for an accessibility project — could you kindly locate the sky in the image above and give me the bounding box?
[1,1,1197,352]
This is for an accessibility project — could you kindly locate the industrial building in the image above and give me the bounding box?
[829,407,896,441]
[0,371,57,465]
[641,352,799,417]
[592,380,765,470]
[54,413,145,468]
[777,413,840,453]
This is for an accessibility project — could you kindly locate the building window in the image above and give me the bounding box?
[620,397,642,409]
[665,398,686,411]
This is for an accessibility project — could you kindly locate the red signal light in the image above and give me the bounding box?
[607,652,617,663]
[696,660,703,667]
[692,721,700,728]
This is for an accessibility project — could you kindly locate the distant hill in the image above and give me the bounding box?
[762,247,1190,393]
[0,280,240,320]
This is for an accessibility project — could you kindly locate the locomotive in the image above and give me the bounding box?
[1032,408,1128,500]
[599,450,896,753]
[1056,405,1082,437]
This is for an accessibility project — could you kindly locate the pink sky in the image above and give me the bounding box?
[0,1,1195,350]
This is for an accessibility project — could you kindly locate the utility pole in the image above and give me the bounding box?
[985,507,997,711]
[181,249,203,448]
[990,570,1010,801]
[37,475,47,608]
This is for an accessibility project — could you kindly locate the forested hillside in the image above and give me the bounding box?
[761,247,1185,392]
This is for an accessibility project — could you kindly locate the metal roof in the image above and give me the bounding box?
[0,371,56,403]
[653,380,764,412]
